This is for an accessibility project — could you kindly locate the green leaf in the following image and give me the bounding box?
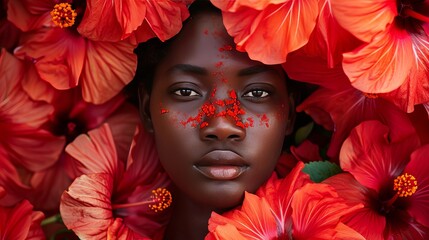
[303,161,342,183]
[294,122,314,145]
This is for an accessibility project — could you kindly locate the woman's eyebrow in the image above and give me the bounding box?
[238,65,275,76]
[167,64,208,76]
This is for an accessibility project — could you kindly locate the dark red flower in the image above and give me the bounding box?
[325,120,429,239]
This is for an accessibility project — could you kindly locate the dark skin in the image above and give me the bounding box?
[140,11,291,240]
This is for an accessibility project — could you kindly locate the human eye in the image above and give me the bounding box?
[242,89,270,98]
[173,88,200,97]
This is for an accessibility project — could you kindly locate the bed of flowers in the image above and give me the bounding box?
[1,0,429,239]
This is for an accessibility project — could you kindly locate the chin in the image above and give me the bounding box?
[192,181,248,210]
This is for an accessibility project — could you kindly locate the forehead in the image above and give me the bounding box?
[160,11,259,69]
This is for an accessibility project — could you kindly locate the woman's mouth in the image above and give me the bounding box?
[194,150,249,180]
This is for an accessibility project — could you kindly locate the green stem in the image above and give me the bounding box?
[41,214,63,226]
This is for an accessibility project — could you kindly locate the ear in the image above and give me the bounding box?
[138,85,154,133]
[285,94,296,136]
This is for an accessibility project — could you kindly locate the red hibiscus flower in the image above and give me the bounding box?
[0,200,45,240]
[7,0,137,104]
[60,123,171,239]
[206,162,363,239]
[329,0,429,112]
[324,120,429,239]
[0,49,64,172]
[210,0,319,64]
[0,80,139,211]
[284,55,419,160]
[77,0,191,43]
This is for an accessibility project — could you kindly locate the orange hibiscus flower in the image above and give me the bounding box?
[210,0,319,64]
[330,0,429,112]
[207,162,364,239]
[7,0,137,104]
[78,0,191,43]
[60,124,171,239]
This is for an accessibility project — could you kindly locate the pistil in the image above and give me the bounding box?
[112,188,172,213]
[50,3,78,28]
[403,8,429,23]
[362,92,379,99]
[385,173,418,207]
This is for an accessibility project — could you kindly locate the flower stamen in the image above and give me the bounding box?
[50,3,78,28]
[362,92,379,99]
[394,173,418,197]
[111,188,172,213]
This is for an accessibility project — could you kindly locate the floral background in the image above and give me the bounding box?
[1,0,429,239]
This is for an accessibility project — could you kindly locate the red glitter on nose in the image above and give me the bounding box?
[180,89,254,129]
[218,44,233,52]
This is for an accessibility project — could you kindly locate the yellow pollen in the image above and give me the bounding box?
[50,3,77,28]
[149,188,172,212]
[362,92,379,99]
[393,173,418,197]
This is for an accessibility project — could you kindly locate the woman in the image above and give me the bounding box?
[136,2,293,239]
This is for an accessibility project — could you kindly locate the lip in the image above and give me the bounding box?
[194,150,248,180]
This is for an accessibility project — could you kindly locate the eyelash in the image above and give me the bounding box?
[242,89,270,98]
[172,88,270,99]
[173,88,200,97]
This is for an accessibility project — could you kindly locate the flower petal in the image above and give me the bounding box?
[211,0,287,11]
[0,49,53,126]
[137,0,190,42]
[60,173,114,239]
[4,124,65,171]
[283,54,351,90]
[343,23,414,93]
[340,120,418,192]
[104,103,141,162]
[330,0,396,42]
[324,173,386,240]
[0,200,44,240]
[65,123,118,177]
[29,159,73,211]
[116,124,165,194]
[384,209,429,240]
[291,183,363,239]
[334,223,366,240]
[21,62,56,103]
[81,40,136,104]
[77,0,124,42]
[207,223,248,240]
[257,161,310,229]
[14,28,86,90]
[404,145,429,227]
[220,0,319,64]
[228,192,279,238]
[381,30,429,113]
[7,0,53,32]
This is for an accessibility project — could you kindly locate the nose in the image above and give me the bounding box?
[200,116,246,141]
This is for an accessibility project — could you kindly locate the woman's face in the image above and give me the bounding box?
[144,12,290,209]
